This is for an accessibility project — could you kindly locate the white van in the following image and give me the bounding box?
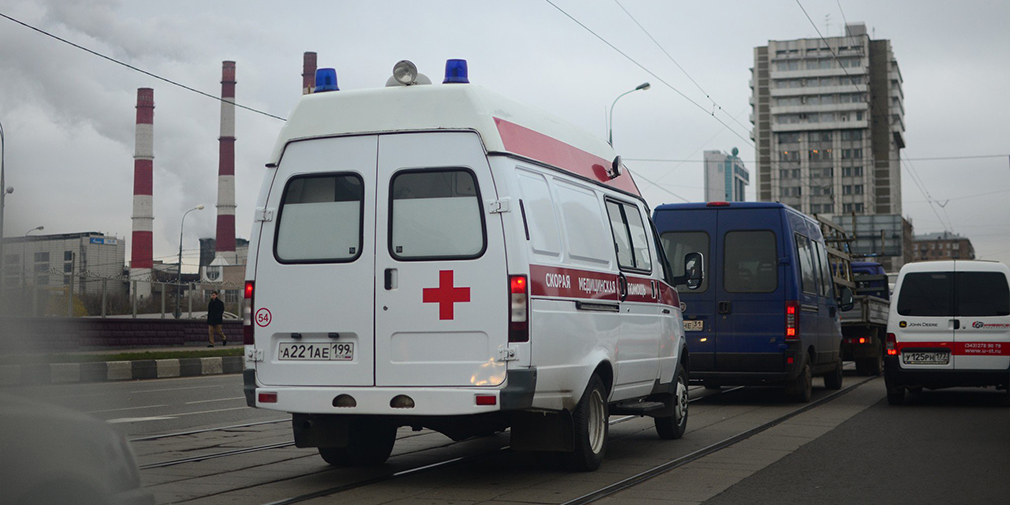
[241,61,699,471]
[884,260,1010,404]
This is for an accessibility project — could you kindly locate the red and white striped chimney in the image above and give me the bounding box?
[130,87,155,298]
[302,52,317,95]
[214,61,237,264]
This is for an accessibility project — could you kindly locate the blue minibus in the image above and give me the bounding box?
[653,202,852,401]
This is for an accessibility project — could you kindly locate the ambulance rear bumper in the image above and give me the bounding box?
[244,368,536,416]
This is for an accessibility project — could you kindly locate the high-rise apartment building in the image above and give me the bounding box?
[703,148,749,202]
[751,23,904,216]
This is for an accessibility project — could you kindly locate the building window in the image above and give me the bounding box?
[64,251,73,261]
[64,263,73,273]
[856,111,864,121]
[809,132,832,142]
[777,132,800,143]
[841,130,863,141]
[853,185,863,195]
[34,252,49,263]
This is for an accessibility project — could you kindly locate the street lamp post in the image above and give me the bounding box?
[22,225,43,288]
[608,82,651,147]
[175,205,204,319]
[0,119,8,293]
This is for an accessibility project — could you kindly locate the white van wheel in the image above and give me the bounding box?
[655,367,689,440]
[567,374,608,471]
[318,421,396,466]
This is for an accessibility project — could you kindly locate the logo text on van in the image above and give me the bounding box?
[422,270,471,320]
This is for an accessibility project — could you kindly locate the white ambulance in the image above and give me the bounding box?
[884,260,1010,405]
[242,60,701,471]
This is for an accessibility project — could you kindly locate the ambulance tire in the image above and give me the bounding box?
[824,358,844,390]
[885,376,905,405]
[655,366,689,440]
[318,421,396,467]
[566,374,608,472]
[785,361,812,403]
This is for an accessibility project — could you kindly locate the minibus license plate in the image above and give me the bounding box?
[684,320,704,331]
[901,351,949,365]
[278,343,354,361]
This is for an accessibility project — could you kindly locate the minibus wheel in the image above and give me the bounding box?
[824,358,843,390]
[655,366,689,440]
[566,374,608,471]
[785,361,812,403]
[318,420,397,466]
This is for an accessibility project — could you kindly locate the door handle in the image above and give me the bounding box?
[829,306,837,318]
[952,319,961,330]
[718,301,732,315]
[384,268,397,290]
[618,274,628,302]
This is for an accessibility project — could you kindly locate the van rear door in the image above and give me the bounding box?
[893,270,955,371]
[254,135,378,387]
[714,208,784,372]
[952,264,1010,371]
[657,210,716,372]
[373,132,508,387]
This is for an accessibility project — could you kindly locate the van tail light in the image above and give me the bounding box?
[785,301,799,341]
[509,275,529,343]
[243,281,255,345]
[886,332,897,356]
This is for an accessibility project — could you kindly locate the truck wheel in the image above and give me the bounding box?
[655,367,689,440]
[318,421,396,466]
[885,376,905,406]
[785,361,812,403]
[824,358,843,390]
[566,374,608,471]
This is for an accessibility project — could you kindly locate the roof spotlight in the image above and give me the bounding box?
[393,60,418,85]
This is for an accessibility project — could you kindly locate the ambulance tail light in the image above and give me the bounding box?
[509,275,529,343]
[243,281,255,345]
[886,332,898,356]
[785,301,799,341]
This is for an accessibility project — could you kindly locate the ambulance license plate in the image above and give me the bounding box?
[684,320,704,331]
[278,342,354,361]
[901,351,949,365]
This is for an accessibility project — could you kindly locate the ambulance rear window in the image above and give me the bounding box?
[390,169,486,260]
[275,173,364,263]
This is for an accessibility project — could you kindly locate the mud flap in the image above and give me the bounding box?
[509,410,573,452]
[292,414,350,448]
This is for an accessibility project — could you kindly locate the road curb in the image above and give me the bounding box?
[0,356,244,387]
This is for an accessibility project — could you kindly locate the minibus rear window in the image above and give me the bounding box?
[724,231,778,293]
[956,272,1010,317]
[275,173,364,263]
[896,272,953,316]
[390,169,486,260]
[661,231,709,293]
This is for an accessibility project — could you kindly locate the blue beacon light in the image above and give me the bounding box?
[314,68,339,92]
[443,59,469,84]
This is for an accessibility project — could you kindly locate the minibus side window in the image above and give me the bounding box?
[813,241,835,299]
[275,173,364,263]
[956,272,1010,317]
[896,272,953,316]
[605,200,652,273]
[794,234,818,295]
[390,169,486,260]
[661,231,709,293]
[724,231,777,293]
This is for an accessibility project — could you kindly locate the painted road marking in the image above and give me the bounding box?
[87,404,169,414]
[185,396,245,405]
[108,416,177,424]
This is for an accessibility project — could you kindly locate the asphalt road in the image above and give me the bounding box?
[705,387,1010,505]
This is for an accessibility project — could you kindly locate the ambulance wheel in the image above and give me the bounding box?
[824,358,843,390]
[785,361,812,403]
[885,377,905,405]
[655,367,689,440]
[318,421,396,466]
[566,374,608,471]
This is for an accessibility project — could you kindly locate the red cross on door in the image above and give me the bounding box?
[422,270,471,320]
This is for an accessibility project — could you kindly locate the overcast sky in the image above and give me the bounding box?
[1,0,1007,271]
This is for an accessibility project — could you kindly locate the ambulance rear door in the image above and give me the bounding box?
[374,132,509,387]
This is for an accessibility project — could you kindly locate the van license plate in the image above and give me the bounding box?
[684,320,704,331]
[901,351,949,365]
[278,343,354,361]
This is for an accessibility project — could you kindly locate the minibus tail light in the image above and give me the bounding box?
[785,301,799,340]
[244,281,255,345]
[509,275,529,343]
[886,332,897,356]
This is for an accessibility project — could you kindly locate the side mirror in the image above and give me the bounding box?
[838,286,855,312]
[684,252,704,290]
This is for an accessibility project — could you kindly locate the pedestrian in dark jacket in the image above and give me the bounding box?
[207,291,226,347]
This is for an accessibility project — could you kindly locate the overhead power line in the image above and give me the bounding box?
[0,11,286,122]
[626,153,1010,164]
[543,0,753,146]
